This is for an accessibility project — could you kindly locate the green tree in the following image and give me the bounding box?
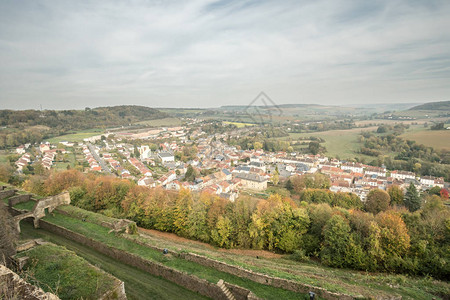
[387,185,404,206]
[320,215,351,267]
[365,189,390,214]
[184,165,198,182]
[404,183,420,212]
[308,141,320,155]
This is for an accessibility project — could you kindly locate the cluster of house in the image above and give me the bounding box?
[11,123,448,203]
[15,142,63,171]
[15,153,32,172]
[321,162,445,200]
[81,144,102,172]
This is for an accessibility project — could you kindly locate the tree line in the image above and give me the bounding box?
[15,168,449,279]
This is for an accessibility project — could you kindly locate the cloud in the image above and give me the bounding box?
[0,0,449,109]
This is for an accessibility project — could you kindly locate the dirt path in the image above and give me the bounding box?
[138,227,282,259]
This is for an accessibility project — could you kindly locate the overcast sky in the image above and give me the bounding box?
[1,0,449,110]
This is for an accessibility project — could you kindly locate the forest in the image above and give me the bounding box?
[8,168,449,280]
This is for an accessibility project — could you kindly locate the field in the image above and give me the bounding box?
[223,121,256,128]
[46,129,103,144]
[136,117,182,127]
[283,127,377,160]
[400,126,450,151]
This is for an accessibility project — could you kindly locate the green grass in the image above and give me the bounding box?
[16,243,116,300]
[14,200,36,211]
[400,125,450,151]
[223,121,256,128]
[19,222,208,300]
[41,212,308,300]
[57,205,119,226]
[46,129,103,144]
[281,127,376,160]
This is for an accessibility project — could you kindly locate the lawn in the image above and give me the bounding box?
[16,243,116,300]
[46,129,103,144]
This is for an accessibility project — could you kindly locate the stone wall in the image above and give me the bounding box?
[38,220,244,300]
[8,194,32,207]
[0,189,16,200]
[0,264,59,300]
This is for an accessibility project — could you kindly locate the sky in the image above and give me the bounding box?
[0,0,450,110]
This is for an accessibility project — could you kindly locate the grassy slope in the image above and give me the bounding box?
[19,223,208,300]
[134,230,450,300]
[16,243,116,300]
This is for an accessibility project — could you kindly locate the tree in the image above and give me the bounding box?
[440,188,449,200]
[0,163,14,182]
[253,141,263,150]
[365,189,390,214]
[387,185,404,206]
[308,141,320,155]
[0,202,18,266]
[184,165,198,182]
[404,183,420,212]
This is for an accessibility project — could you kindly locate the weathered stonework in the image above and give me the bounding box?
[0,264,59,300]
[12,192,70,233]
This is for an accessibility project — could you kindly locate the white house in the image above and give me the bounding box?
[138,145,152,160]
[391,170,416,180]
[420,176,444,189]
[158,152,175,163]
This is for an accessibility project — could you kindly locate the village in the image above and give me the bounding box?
[12,121,447,203]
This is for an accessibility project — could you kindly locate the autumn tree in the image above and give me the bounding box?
[375,211,410,258]
[291,173,330,194]
[0,163,14,183]
[404,183,420,212]
[365,189,390,214]
[387,185,404,206]
[320,215,364,268]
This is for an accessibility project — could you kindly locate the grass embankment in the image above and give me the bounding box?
[16,243,116,300]
[19,222,208,300]
[40,211,308,300]
[134,230,450,300]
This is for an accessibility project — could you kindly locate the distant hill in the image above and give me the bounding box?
[409,101,450,111]
[0,105,169,148]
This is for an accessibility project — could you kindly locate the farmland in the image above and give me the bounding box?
[400,126,450,151]
[282,127,377,160]
[46,129,103,144]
